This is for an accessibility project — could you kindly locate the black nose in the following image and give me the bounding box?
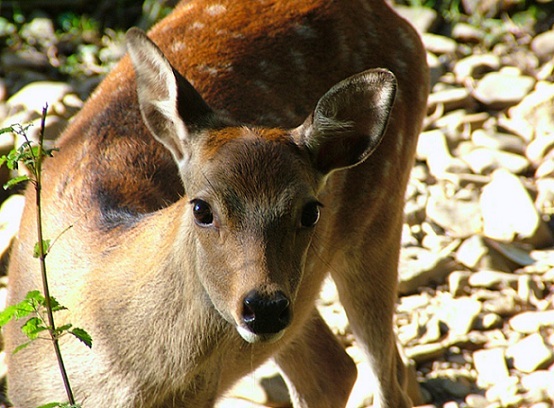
[241,290,291,334]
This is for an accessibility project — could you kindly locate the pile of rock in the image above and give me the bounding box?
[387,3,554,407]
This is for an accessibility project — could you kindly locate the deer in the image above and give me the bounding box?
[4,0,429,407]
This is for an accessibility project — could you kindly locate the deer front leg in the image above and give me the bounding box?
[273,310,357,408]
[331,241,412,408]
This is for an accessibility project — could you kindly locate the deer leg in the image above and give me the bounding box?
[331,241,412,408]
[273,310,357,408]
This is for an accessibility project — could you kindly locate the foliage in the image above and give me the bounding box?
[0,291,92,354]
[0,108,90,407]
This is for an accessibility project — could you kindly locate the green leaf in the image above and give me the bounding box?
[21,316,47,340]
[48,296,68,313]
[33,239,51,258]
[37,403,69,408]
[13,340,33,354]
[0,305,17,327]
[70,327,92,348]
[0,291,43,326]
[0,126,14,135]
[3,175,31,190]
[43,147,59,158]
[24,290,45,305]
[55,323,73,335]
[37,401,81,408]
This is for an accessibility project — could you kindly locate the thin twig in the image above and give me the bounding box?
[34,104,76,405]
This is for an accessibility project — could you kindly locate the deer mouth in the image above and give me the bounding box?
[235,289,292,343]
[236,325,287,344]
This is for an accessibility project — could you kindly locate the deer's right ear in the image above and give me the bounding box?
[126,27,213,167]
[294,69,397,175]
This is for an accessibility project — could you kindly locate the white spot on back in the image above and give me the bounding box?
[191,21,205,30]
[171,41,186,53]
[258,60,281,79]
[395,131,404,155]
[180,2,196,12]
[206,4,226,16]
[254,79,271,93]
[293,24,318,40]
[290,49,306,71]
[197,64,219,76]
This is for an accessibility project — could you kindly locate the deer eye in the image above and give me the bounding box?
[191,199,214,226]
[300,201,321,228]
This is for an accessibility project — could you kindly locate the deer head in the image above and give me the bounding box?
[126,27,396,343]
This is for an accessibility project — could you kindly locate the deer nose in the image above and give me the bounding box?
[241,290,291,335]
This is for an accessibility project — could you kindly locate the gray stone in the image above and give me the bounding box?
[468,270,519,289]
[455,236,489,270]
[437,296,482,336]
[474,312,503,330]
[536,178,554,217]
[428,87,474,112]
[531,29,554,60]
[509,310,554,334]
[416,129,470,176]
[465,393,490,408]
[460,147,530,175]
[0,195,26,261]
[7,81,74,116]
[426,185,482,238]
[485,240,536,267]
[473,71,536,109]
[425,377,472,399]
[405,341,448,363]
[517,274,543,305]
[217,362,290,407]
[482,291,519,316]
[393,5,439,34]
[526,134,554,165]
[480,169,553,247]
[506,333,554,373]
[453,54,500,81]
[398,247,458,294]
[473,347,510,387]
[422,33,458,55]
[452,22,485,43]
[521,370,554,393]
[471,129,526,155]
[485,376,521,407]
[509,81,554,140]
[448,270,471,297]
[20,17,56,48]
[535,159,554,178]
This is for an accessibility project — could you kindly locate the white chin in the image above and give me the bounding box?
[237,326,285,344]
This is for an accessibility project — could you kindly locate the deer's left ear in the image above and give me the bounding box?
[294,69,397,174]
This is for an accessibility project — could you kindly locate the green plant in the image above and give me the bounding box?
[0,106,91,408]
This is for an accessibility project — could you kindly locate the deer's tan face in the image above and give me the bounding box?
[182,128,322,343]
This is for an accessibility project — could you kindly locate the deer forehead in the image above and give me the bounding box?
[189,128,318,220]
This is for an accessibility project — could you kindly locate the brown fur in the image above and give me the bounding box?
[5,1,429,407]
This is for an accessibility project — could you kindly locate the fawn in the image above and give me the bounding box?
[5,0,429,407]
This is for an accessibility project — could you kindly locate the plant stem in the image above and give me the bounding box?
[34,104,76,405]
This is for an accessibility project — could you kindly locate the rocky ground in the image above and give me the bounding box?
[1,1,554,407]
